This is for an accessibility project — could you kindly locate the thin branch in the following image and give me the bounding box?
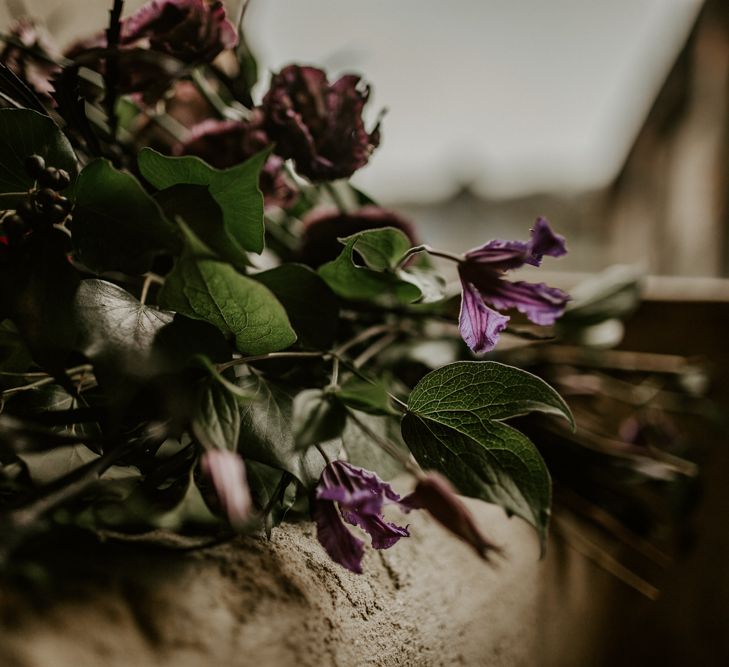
[104,0,125,141]
[333,323,396,357]
[217,350,325,373]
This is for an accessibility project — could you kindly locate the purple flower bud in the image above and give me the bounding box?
[201,449,252,529]
[458,218,569,353]
[122,0,238,64]
[299,206,418,267]
[403,472,503,561]
[313,460,409,573]
[175,113,298,209]
[262,65,381,182]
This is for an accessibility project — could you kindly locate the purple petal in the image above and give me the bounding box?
[464,217,567,271]
[341,510,409,550]
[201,450,252,529]
[314,498,365,574]
[485,280,569,326]
[526,217,567,265]
[458,278,510,354]
[464,239,531,271]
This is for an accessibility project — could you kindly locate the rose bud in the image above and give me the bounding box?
[201,449,253,530]
[299,206,417,268]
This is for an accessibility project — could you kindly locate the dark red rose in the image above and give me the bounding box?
[122,0,237,63]
[299,206,417,268]
[262,65,381,182]
[174,112,298,209]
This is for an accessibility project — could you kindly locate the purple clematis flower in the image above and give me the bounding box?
[458,217,569,353]
[122,0,238,63]
[261,65,381,182]
[201,449,253,530]
[313,460,409,573]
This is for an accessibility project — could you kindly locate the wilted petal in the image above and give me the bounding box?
[526,217,567,265]
[459,278,510,354]
[486,280,569,326]
[262,65,380,181]
[403,472,502,561]
[201,449,252,529]
[314,497,366,573]
[314,460,410,572]
[465,217,566,271]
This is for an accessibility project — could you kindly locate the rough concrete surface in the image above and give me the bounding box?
[0,500,542,667]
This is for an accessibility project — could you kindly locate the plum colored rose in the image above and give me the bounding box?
[262,65,381,182]
[122,0,238,63]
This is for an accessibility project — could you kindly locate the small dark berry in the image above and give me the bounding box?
[4,214,26,242]
[17,199,35,220]
[25,154,45,179]
[49,204,67,223]
[55,169,71,190]
[38,167,59,189]
[37,188,58,208]
[57,196,72,213]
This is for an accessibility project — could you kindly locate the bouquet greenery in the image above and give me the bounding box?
[0,0,576,573]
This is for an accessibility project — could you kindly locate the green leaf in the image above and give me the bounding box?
[337,376,395,416]
[191,378,241,451]
[407,361,574,426]
[237,372,340,487]
[350,227,411,270]
[401,361,573,545]
[18,444,139,486]
[73,279,174,378]
[318,228,421,303]
[154,184,249,270]
[253,264,339,349]
[158,222,296,355]
[0,109,78,195]
[292,388,347,449]
[138,147,267,254]
[72,159,178,274]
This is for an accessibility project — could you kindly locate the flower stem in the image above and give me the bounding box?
[395,244,463,268]
[346,409,419,476]
[322,182,348,213]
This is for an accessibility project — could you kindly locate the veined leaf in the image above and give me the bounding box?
[401,361,573,546]
[191,377,241,452]
[237,372,340,487]
[158,222,296,355]
[72,159,178,274]
[318,227,421,303]
[138,147,268,254]
[292,388,347,449]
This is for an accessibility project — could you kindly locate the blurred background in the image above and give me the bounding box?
[1,1,728,665]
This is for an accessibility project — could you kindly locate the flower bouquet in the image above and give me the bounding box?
[0,0,578,574]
